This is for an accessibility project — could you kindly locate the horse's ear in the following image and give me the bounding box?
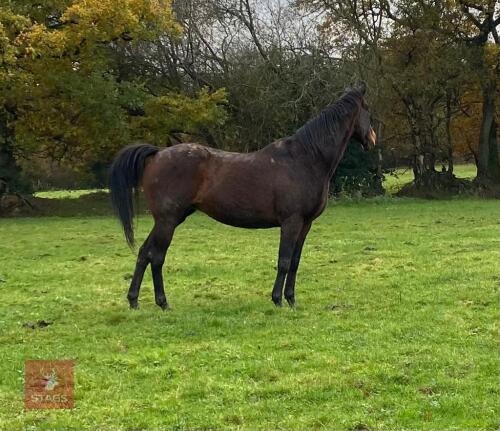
[357,81,367,95]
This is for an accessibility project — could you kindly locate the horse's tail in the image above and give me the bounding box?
[109,144,159,247]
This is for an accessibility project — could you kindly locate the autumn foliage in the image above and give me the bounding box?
[0,0,226,183]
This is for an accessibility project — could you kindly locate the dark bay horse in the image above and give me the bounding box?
[109,87,376,309]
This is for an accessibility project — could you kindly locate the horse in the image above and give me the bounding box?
[109,86,376,310]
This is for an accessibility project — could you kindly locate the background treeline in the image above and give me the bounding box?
[0,0,498,197]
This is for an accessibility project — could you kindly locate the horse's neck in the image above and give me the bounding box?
[319,113,357,179]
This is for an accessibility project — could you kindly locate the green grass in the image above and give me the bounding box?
[34,189,105,199]
[383,164,477,194]
[0,197,498,430]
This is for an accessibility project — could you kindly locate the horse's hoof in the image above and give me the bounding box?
[272,297,283,307]
[157,301,170,311]
[129,299,139,309]
[285,297,295,308]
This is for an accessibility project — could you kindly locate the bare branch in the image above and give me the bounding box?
[458,0,482,29]
[459,0,484,12]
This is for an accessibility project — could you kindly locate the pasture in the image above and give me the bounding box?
[0,196,498,429]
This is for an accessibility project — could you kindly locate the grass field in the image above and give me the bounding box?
[0,197,499,429]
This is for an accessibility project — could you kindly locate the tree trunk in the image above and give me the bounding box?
[407,108,438,189]
[476,79,500,182]
[0,118,25,195]
[445,91,454,177]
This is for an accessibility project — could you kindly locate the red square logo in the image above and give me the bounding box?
[24,360,75,409]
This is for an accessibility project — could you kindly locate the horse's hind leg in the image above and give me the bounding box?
[127,233,152,309]
[127,206,194,309]
[126,221,175,309]
[149,220,177,310]
[149,208,195,309]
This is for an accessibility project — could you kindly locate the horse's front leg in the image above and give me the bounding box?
[284,222,311,307]
[271,217,303,307]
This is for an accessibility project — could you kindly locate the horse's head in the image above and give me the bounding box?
[352,83,376,151]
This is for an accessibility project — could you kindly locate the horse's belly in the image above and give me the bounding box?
[206,212,278,229]
[196,196,279,228]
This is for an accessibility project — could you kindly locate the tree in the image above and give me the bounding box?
[381,0,500,183]
[448,0,500,183]
[0,0,227,193]
[298,0,496,192]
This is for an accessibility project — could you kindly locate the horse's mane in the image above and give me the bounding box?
[294,89,363,157]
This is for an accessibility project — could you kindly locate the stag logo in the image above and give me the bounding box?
[41,369,59,391]
[25,360,74,409]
